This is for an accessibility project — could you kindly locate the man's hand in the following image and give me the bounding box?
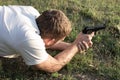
[77,41,89,52]
[74,32,94,52]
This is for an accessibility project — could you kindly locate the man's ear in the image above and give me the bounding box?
[47,38,56,45]
[43,38,56,46]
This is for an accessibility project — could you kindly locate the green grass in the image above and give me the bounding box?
[0,0,120,80]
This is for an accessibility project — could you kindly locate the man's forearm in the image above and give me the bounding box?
[48,41,71,50]
[54,43,78,66]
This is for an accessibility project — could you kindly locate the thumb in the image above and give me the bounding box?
[91,32,95,37]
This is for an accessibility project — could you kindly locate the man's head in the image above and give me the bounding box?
[36,9,72,47]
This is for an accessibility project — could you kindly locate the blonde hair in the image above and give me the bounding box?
[36,9,72,40]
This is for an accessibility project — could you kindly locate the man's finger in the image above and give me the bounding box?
[78,42,84,51]
[88,41,93,47]
[90,32,95,37]
[82,41,89,50]
[77,41,89,51]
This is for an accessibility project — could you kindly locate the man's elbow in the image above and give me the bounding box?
[32,65,63,73]
[45,68,62,73]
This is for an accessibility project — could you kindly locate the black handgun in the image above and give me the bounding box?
[82,25,106,34]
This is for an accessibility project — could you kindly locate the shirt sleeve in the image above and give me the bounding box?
[15,34,49,65]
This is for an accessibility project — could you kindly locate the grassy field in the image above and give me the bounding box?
[0,0,120,80]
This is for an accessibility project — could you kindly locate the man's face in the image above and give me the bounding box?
[43,37,65,48]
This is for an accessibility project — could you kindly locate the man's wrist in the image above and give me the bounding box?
[71,42,79,52]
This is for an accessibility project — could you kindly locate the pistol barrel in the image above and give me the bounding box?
[82,26,106,34]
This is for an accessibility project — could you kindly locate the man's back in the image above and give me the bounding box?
[0,5,40,58]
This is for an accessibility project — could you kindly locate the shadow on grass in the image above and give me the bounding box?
[0,57,51,80]
[0,57,81,80]
[0,57,110,80]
